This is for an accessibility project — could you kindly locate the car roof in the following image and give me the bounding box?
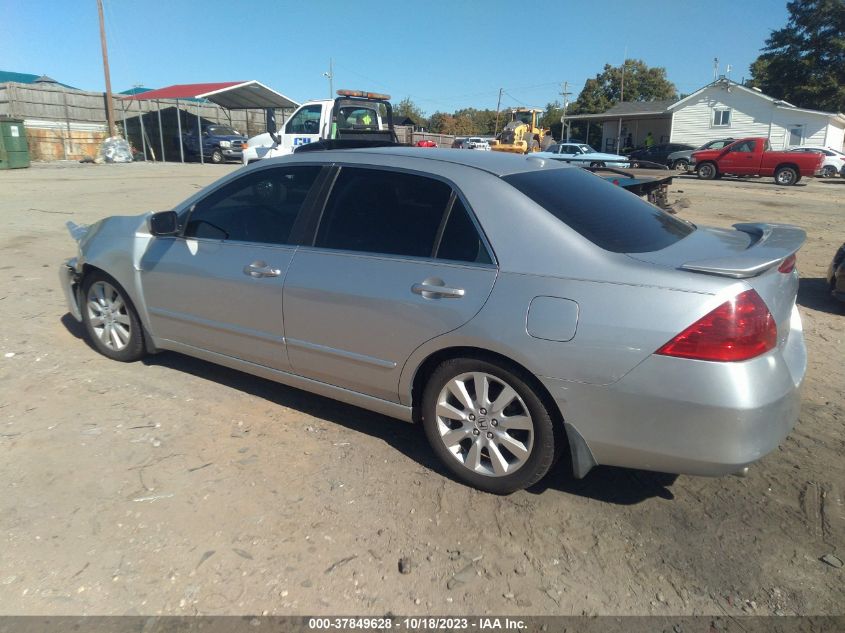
[280,146,572,177]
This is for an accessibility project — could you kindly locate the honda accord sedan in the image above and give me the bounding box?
[60,148,807,494]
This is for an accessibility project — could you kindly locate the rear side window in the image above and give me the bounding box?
[502,167,694,253]
[316,167,452,257]
[436,198,492,264]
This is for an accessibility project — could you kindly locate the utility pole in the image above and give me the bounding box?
[323,58,334,98]
[97,0,117,137]
[559,81,572,142]
[493,87,503,137]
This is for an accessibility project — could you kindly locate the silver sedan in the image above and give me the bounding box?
[60,148,807,494]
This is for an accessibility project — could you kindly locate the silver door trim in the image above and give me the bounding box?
[286,337,397,369]
[148,307,285,344]
[158,339,413,422]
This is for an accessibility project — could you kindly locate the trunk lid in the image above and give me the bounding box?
[629,222,806,348]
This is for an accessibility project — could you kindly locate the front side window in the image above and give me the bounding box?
[184,166,321,244]
[728,140,756,153]
[286,105,323,134]
[315,168,452,258]
[713,109,731,126]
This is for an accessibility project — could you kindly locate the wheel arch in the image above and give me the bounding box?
[80,263,158,353]
[407,345,569,460]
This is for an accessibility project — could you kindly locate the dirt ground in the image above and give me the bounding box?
[0,162,842,617]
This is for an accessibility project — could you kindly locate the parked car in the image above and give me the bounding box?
[182,124,247,164]
[667,138,735,171]
[692,137,824,185]
[451,138,468,149]
[60,148,806,494]
[415,139,437,148]
[466,137,491,151]
[628,143,696,168]
[786,145,845,178]
[827,242,845,305]
[534,142,628,167]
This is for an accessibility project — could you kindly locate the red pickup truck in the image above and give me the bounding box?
[691,137,823,185]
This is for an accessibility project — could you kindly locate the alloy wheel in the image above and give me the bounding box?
[434,372,534,477]
[86,281,132,351]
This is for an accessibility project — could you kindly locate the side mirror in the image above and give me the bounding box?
[149,210,178,236]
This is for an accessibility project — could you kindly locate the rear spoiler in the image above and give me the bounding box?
[681,223,806,278]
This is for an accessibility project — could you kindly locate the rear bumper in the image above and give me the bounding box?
[60,258,82,322]
[543,304,806,477]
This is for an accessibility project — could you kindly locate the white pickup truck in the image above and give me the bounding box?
[242,90,397,164]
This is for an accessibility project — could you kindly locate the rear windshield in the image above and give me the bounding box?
[502,167,694,253]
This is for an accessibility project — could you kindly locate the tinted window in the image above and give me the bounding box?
[731,140,756,153]
[316,168,452,257]
[436,198,492,264]
[185,166,321,244]
[502,167,694,253]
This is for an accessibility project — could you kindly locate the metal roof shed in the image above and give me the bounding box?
[122,81,299,163]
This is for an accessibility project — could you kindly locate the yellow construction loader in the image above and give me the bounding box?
[490,108,554,154]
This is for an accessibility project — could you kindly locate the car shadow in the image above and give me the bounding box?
[797,276,841,315]
[674,174,810,186]
[59,313,678,505]
[528,463,677,502]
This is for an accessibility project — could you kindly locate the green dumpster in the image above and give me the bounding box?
[0,118,31,169]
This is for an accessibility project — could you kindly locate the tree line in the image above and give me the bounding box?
[394,0,843,139]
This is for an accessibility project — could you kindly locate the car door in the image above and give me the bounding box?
[718,139,757,175]
[139,164,325,370]
[280,104,324,154]
[282,166,498,402]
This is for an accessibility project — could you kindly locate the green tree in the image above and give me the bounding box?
[748,0,845,112]
[394,97,428,127]
[573,59,677,114]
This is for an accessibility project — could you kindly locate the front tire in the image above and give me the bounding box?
[590,161,606,168]
[210,149,224,164]
[697,162,717,180]
[775,166,798,186]
[672,158,689,171]
[421,357,557,494]
[81,271,145,362]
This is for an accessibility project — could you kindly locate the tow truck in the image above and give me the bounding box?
[242,89,398,164]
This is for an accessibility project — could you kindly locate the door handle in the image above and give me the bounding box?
[243,261,281,278]
[412,282,465,298]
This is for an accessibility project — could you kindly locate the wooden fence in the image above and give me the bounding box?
[0,82,277,161]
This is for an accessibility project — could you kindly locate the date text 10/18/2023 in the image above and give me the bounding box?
[308,617,527,630]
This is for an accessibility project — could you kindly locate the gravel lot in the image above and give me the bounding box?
[0,162,842,616]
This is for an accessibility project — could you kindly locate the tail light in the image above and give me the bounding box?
[656,289,777,362]
[778,253,796,273]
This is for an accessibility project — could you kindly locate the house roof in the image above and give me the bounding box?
[668,78,845,122]
[565,99,676,121]
[0,69,78,89]
[122,81,298,109]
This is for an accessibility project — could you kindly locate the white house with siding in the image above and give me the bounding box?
[565,78,845,153]
[668,79,845,151]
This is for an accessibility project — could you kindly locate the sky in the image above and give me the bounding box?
[1,0,790,114]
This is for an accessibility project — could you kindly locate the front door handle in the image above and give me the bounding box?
[412,282,465,298]
[243,261,281,278]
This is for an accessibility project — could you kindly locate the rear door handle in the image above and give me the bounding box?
[243,261,281,278]
[412,282,465,298]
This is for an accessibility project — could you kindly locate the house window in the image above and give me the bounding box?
[713,109,731,127]
[789,125,803,146]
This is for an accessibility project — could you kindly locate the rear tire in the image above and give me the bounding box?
[697,162,717,180]
[775,166,798,186]
[81,271,146,362]
[421,357,557,494]
[821,165,836,178]
[590,161,606,168]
